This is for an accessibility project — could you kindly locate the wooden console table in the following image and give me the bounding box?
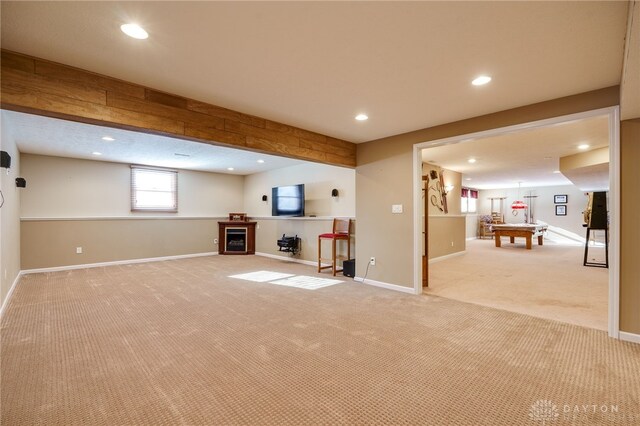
[218,221,257,255]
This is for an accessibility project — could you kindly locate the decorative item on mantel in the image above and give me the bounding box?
[229,212,247,221]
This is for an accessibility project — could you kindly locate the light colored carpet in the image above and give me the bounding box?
[2,255,638,425]
[428,239,608,330]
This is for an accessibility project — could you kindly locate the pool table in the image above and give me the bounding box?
[492,223,548,250]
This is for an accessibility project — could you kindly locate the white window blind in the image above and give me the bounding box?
[131,166,178,212]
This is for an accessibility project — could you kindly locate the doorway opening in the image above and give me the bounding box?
[412,106,620,337]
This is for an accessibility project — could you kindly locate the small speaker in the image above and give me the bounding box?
[343,259,355,278]
[331,188,339,197]
[261,195,268,202]
[15,177,26,188]
[1,151,11,169]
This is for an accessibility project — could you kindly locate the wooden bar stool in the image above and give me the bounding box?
[318,218,352,276]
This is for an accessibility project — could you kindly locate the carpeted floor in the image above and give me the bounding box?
[2,255,638,425]
[428,239,609,330]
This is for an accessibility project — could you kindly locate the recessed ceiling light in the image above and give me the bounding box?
[468,158,477,163]
[355,114,368,121]
[227,167,234,171]
[257,159,265,164]
[465,178,472,181]
[471,75,492,86]
[92,152,102,156]
[101,136,115,142]
[578,144,590,150]
[120,23,148,40]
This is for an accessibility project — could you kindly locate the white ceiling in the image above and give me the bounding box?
[421,115,610,190]
[0,1,629,143]
[1,110,303,175]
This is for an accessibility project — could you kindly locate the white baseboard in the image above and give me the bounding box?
[255,252,331,268]
[619,331,640,345]
[428,250,466,264]
[354,276,417,294]
[21,252,219,274]
[466,237,478,241]
[0,271,23,319]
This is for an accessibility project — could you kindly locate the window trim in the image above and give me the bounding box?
[130,165,178,213]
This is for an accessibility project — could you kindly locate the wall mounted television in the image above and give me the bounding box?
[272,184,305,217]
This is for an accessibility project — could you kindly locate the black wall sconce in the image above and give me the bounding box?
[1,151,11,169]
[16,177,26,188]
[261,195,268,202]
[331,188,339,197]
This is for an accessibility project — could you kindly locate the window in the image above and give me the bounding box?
[461,188,478,213]
[131,166,177,212]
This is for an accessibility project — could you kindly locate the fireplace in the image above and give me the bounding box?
[218,220,257,255]
[225,228,247,253]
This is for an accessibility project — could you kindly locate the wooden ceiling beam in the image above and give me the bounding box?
[0,50,356,168]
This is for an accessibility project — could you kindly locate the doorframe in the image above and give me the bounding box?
[412,106,620,338]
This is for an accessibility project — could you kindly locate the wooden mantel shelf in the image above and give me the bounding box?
[0,50,356,168]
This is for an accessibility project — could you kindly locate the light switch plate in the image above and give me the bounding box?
[392,204,403,214]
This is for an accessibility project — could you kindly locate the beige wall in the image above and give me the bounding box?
[620,118,640,334]
[428,216,466,259]
[465,214,479,239]
[254,218,355,264]
[423,164,465,259]
[243,162,356,265]
[356,86,619,289]
[19,154,245,270]
[21,154,244,218]
[243,162,355,218]
[21,218,220,269]
[0,120,21,307]
[356,146,414,285]
[560,146,609,170]
[19,155,356,270]
[479,185,591,238]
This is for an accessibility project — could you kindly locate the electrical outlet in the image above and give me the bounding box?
[370,257,376,266]
[214,238,219,244]
[76,247,83,254]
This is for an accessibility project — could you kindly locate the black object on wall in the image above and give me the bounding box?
[331,188,339,197]
[1,151,11,169]
[16,177,27,188]
[277,234,300,255]
[262,195,268,202]
[342,259,355,278]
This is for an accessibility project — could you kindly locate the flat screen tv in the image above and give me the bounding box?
[272,184,305,217]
